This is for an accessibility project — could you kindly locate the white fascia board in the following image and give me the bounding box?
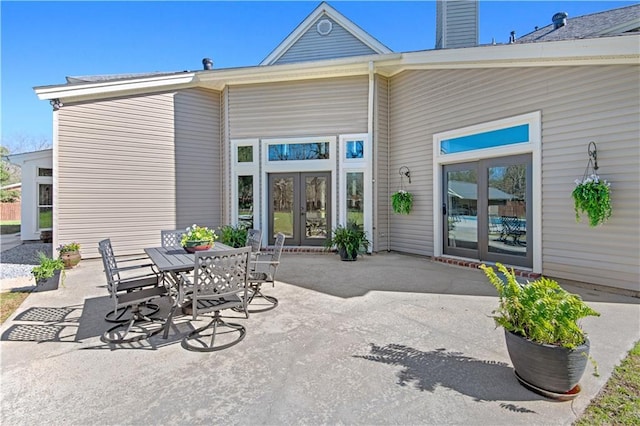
[34,73,197,101]
[6,149,53,166]
[384,36,640,74]
[198,53,401,89]
[260,2,391,66]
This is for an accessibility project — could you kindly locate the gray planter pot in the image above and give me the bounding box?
[338,247,357,261]
[33,270,61,292]
[504,329,590,394]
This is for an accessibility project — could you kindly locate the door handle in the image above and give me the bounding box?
[442,203,447,215]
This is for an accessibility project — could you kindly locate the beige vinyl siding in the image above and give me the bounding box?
[174,89,222,229]
[374,75,390,252]
[228,76,368,139]
[436,0,478,49]
[388,65,639,292]
[274,15,377,65]
[388,71,435,256]
[57,88,221,258]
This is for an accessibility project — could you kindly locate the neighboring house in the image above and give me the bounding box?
[6,149,53,241]
[0,183,22,222]
[33,1,640,294]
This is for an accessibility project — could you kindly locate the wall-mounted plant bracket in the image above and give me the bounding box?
[582,141,599,180]
[399,166,411,190]
[587,141,598,172]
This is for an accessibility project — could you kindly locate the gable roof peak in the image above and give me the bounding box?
[260,1,392,66]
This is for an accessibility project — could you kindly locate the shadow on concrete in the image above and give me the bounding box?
[2,305,84,343]
[355,343,540,412]
[278,253,639,305]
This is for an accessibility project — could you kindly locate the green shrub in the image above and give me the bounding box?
[217,224,248,248]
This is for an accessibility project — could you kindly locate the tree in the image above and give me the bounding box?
[0,134,52,202]
[0,146,20,202]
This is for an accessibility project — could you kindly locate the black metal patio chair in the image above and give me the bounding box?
[98,239,162,323]
[98,239,168,343]
[180,247,251,352]
[246,232,285,313]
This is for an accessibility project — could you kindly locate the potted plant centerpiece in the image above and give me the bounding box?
[325,222,370,261]
[181,224,217,253]
[57,241,81,269]
[31,252,65,292]
[480,263,600,398]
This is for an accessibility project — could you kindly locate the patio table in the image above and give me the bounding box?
[144,243,234,338]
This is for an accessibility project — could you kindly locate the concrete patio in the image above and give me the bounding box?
[1,252,638,425]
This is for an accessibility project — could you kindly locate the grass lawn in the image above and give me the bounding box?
[0,221,20,235]
[575,340,640,424]
[0,291,30,324]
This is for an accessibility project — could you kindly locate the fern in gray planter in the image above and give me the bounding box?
[480,263,600,395]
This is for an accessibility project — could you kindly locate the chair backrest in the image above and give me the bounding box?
[192,247,251,317]
[245,229,262,253]
[272,232,286,263]
[161,229,186,248]
[98,238,119,294]
[254,232,285,281]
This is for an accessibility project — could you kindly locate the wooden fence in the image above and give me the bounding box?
[0,202,21,221]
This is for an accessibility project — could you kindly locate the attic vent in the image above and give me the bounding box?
[552,12,569,29]
[317,19,332,36]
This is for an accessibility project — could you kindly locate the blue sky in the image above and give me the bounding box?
[1,1,636,149]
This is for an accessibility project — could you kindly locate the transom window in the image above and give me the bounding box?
[268,142,329,161]
[440,124,529,154]
[345,140,364,159]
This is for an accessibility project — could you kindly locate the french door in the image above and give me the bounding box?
[443,154,532,267]
[268,172,331,246]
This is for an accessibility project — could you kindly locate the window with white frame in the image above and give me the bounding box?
[432,111,542,272]
[339,134,371,251]
[232,139,259,229]
[37,168,53,230]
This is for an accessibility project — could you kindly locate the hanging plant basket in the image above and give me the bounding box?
[572,174,611,227]
[391,190,413,215]
[572,142,612,227]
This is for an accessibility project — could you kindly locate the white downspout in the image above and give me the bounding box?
[367,61,374,253]
[52,107,59,251]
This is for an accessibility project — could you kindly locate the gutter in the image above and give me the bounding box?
[33,36,639,103]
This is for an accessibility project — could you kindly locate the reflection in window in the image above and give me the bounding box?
[238,176,253,228]
[345,140,364,159]
[38,184,53,229]
[268,142,329,161]
[237,146,253,163]
[346,172,364,225]
[272,177,294,238]
[441,124,529,154]
[305,176,328,239]
[488,164,527,256]
[38,168,53,177]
